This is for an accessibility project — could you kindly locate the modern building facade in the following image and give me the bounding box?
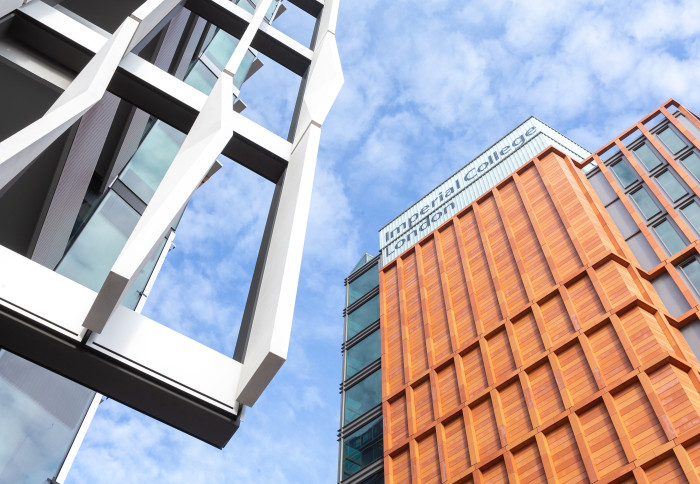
[338,253,384,484]
[341,100,700,483]
[0,0,341,481]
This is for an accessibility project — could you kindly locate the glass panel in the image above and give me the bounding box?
[633,144,661,171]
[118,121,186,204]
[656,171,686,201]
[122,236,169,310]
[629,188,660,219]
[658,127,686,154]
[351,254,373,274]
[236,0,255,14]
[606,199,638,238]
[0,350,94,484]
[205,31,239,71]
[610,160,636,188]
[348,267,379,305]
[346,330,380,378]
[653,220,686,255]
[343,370,381,424]
[588,172,617,205]
[681,259,700,294]
[682,202,700,234]
[358,473,384,484]
[233,50,256,89]
[342,417,383,478]
[184,61,217,95]
[265,0,278,20]
[681,153,700,180]
[57,192,140,291]
[627,232,660,271]
[347,295,380,339]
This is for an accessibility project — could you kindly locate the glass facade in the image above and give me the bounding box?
[680,259,700,295]
[611,159,637,187]
[681,153,700,180]
[658,127,686,154]
[347,295,380,339]
[630,188,660,219]
[344,370,382,425]
[342,417,383,479]
[656,171,687,201]
[346,330,380,378]
[0,351,93,484]
[682,202,700,234]
[348,268,379,305]
[339,256,383,482]
[653,220,687,255]
[634,144,661,171]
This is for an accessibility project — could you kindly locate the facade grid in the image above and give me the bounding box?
[378,100,700,483]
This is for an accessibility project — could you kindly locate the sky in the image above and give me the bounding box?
[68,0,700,482]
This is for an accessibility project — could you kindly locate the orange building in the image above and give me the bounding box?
[379,100,700,483]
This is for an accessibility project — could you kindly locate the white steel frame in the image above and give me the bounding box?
[0,0,342,447]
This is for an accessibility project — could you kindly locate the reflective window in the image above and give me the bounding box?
[680,259,700,295]
[656,170,687,201]
[610,160,637,187]
[185,61,217,95]
[346,330,380,378]
[205,31,239,71]
[348,267,379,305]
[236,0,255,14]
[633,144,661,171]
[658,127,686,154]
[119,121,186,203]
[681,153,700,181]
[653,220,687,255]
[630,188,660,219]
[57,192,140,291]
[682,202,700,234]
[344,370,381,424]
[233,50,256,89]
[0,350,94,484]
[347,295,380,339]
[342,417,383,478]
[122,236,168,309]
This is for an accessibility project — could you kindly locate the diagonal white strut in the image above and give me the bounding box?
[83,0,276,334]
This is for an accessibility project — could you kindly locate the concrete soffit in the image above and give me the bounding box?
[0,0,342,447]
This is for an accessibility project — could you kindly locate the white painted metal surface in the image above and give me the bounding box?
[0,0,343,446]
[379,118,590,264]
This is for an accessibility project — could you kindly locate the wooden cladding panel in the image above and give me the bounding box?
[458,210,502,332]
[566,274,605,326]
[438,224,477,346]
[471,397,500,462]
[480,459,508,483]
[587,323,633,385]
[578,402,627,476]
[382,146,700,484]
[512,441,547,484]
[519,165,582,279]
[556,341,598,405]
[527,361,564,424]
[545,422,588,483]
[539,292,575,346]
[613,381,666,456]
[388,394,408,447]
[644,454,689,484]
[388,448,411,484]
[512,311,544,363]
[403,253,429,377]
[416,432,440,484]
[442,414,470,478]
[499,380,531,443]
[618,306,676,365]
[479,195,528,313]
[436,362,459,418]
[499,179,555,297]
[649,364,700,436]
[412,379,434,433]
[420,238,452,362]
[382,265,405,394]
[486,329,516,382]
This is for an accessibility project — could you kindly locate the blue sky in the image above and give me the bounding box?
[68,0,700,482]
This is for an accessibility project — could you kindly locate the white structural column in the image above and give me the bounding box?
[236,0,343,406]
[83,0,274,333]
[0,0,182,196]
